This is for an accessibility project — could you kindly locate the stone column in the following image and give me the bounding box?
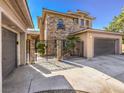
[119,37,123,54]
[20,32,26,65]
[29,39,36,63]
[57,40,63,61]
[0,8,2,93]
[26,39,30,64]
[87,32,93,60]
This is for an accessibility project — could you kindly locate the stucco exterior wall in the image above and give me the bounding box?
[122,44,124,53]
[74,33,87,57]
[86,32,94,58]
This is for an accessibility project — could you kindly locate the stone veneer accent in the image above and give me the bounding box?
[29,40,36,63]
[27,34,39,63]
[46,14,81,40]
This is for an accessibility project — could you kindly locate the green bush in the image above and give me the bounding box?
[123,39,124,44]
[63,35,80,55]
[36,41,45,56]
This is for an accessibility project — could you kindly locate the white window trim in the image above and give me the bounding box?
[80,19,85,27]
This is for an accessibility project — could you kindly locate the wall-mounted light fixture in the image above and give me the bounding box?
[16,41,19,45]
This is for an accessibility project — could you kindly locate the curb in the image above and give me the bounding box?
[61,60,83,68]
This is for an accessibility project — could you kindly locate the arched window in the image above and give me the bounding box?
[57,19,65,30]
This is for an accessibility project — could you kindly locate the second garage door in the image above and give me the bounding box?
[94,38,116,56]
[2,28,17,79]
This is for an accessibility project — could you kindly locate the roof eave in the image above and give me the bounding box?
[25,0,34,28]
[71,29,123,36]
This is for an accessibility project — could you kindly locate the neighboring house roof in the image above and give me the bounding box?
[71,28,123,36]
[27,29,40,39]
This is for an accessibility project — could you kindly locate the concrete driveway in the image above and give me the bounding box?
[66,55,124,83]
[3,55,124,93]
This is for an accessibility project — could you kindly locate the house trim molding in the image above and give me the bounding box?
[0,8,2,93]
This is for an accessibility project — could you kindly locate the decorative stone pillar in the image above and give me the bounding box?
[57,40,63,61]
[20,32,26,65]
[29,39,36,64]
[26,39,30,64]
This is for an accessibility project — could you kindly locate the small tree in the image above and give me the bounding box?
[104,8,124,33]
[36,41,45,56]
[63,35,80,56]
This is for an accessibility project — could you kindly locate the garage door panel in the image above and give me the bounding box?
[94,38,115,56]
[2,28,17,79]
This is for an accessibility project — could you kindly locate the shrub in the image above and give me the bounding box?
[36,41,45,56]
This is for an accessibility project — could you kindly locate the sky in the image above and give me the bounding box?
[27,0,124,30]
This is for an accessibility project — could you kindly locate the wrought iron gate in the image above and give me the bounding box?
[26,40,84,62]
[26,40,57,62]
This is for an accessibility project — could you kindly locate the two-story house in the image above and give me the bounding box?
[38,8,122,59]
[38,8,94,40]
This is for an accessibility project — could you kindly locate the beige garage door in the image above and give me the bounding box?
[94,38,116,56]
[2,28,17,79]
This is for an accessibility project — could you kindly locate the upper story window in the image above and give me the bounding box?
[86,20,90,27]
[57,19,65,30]
[80,19,84,26]
[73,18,78,24]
